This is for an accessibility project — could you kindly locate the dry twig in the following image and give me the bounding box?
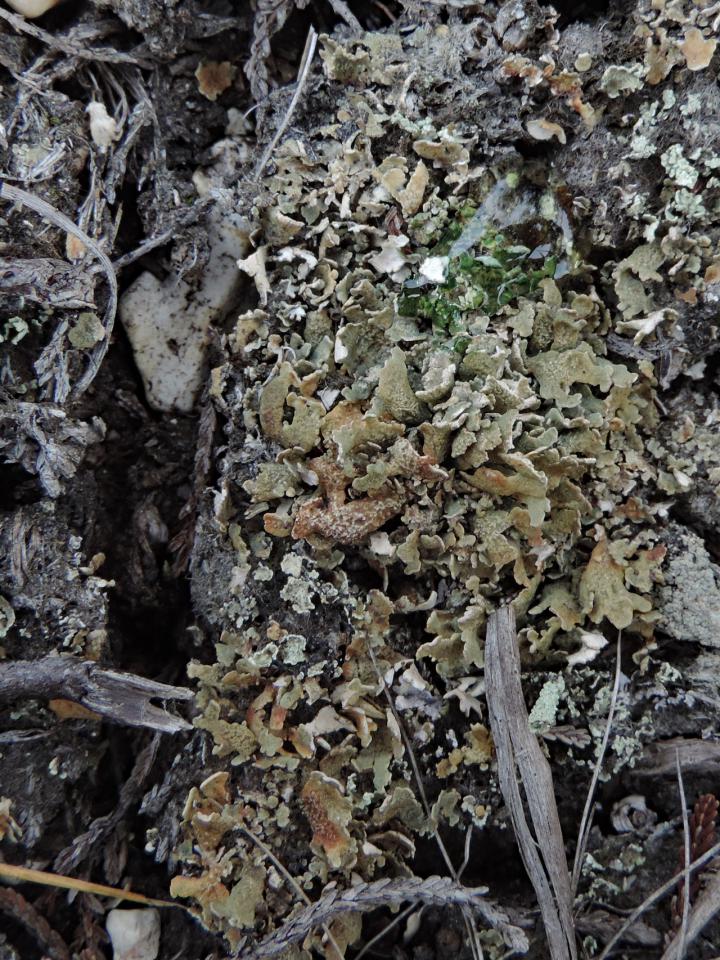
[674,754,691,957]
[485,606,577,960]
[54,735,161,875]
[238,824,344,959]
[0,862,178,909]
[328,0,362,31]
[353,904,419,960]
[245,0,311,105]
[0,7,152,67]
[169,395,217,576]
[254,26,318,180]
[0,655,193,733]
[0,257,95,309]
[636,738,720,776]
[571,634,623,898]
[366,642,485,959]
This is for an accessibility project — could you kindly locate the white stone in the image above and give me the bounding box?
[106,909,160,960]
[119,207,250,412]
[5,0,62,16]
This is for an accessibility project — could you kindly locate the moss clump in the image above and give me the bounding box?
[398,229,558,334]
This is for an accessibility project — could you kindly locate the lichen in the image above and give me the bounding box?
[170,15,720,950]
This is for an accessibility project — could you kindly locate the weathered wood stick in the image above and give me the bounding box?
[0,655,193,733]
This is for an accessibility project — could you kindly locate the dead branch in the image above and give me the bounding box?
[169,394,217,577]
[365,639,484,959]
[328,0,362,31]
[0,401,105,498]
[635,738,720,776]
[237,876,529,960]
[245,0,311,106]
[485,606,577,960]
[353,904,418,960]
[575,910,661,950]
[239,824,344,960]
[0,656,192,733]
[112,196,213,271]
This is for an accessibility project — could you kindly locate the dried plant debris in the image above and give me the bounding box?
[157,4,720,956]
[485,606,575,960]
[0,401,105,498]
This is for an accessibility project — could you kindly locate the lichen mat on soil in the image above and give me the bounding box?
[2,2,720,959]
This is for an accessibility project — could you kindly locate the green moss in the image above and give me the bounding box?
[398,229,557,334]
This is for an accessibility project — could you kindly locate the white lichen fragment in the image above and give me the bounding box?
[419,255,449,283]
[237,246,270,305]
[525,118,566,144]
[107,910,160,960]
[86,101,120,151]
[5,0,63,18]
[280,634,307,665]
[280,576,316,613]
[567,632,608,667]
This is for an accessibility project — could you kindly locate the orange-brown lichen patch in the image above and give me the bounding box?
[307,455,348,505]
[258,362,299,441]
[269,704,288,732]
[292,454,404,545]
[195,60,236,101]
[300,772,355,869]
[263,512,293,537]
[292,492,404,544]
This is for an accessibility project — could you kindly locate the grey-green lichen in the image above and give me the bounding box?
[659,526,720,648]
[170,8,720,950]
